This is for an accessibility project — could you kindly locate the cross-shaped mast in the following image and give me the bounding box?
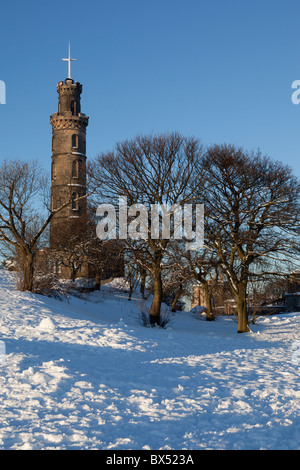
[62,41,77,79]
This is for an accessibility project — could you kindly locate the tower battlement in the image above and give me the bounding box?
[57,79,82,94]
[55,78,85,117]
[50,113,89,130]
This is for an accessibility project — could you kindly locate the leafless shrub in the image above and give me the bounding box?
[136,298,173,329]
[32,274,71,301]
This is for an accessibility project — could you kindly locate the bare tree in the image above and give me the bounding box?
[124,256,140,301]
[49,203,124,285]
[0,159,88,291]
[162,265,190,312]
[90,132,205,325]
[49,232,90,282]
[201,144,300,332]
[87,240,124,289]
[84,203,125,287]
[184,247,223,320]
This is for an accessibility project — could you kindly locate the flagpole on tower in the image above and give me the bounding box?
[61,41,77,79]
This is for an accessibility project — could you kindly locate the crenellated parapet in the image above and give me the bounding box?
[50,113,89,131]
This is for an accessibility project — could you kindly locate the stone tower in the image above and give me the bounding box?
[50,78,89,247]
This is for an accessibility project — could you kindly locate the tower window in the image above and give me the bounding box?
[71,100,76,115]
[53,261,62,274]
[72,192,79,210]
[72,134,79,148]
[72,160,79,178]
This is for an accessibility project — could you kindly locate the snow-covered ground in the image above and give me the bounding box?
[0,270,299,450]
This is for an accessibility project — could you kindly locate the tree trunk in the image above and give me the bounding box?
[140,269,146,299]
[171,283,183,312]
[95,274,101,290]
[70,268,77,282]
[150,269,162,325]
[21,253,35,292]
[128,285,133,301]
[236,285,250,333]
[203,283,214,320]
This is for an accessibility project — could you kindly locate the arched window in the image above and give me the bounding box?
[72,160,79,178]
[53,261,62,274]
[72,192,78,210]
[71,100,76,115]
[72,134,78,148]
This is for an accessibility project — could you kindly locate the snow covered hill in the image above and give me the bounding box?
[0,270,299,450]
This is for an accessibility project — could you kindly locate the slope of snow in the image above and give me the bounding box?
[0,270,299,450]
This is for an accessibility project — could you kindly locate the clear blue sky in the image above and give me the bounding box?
[1,0,300,178]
